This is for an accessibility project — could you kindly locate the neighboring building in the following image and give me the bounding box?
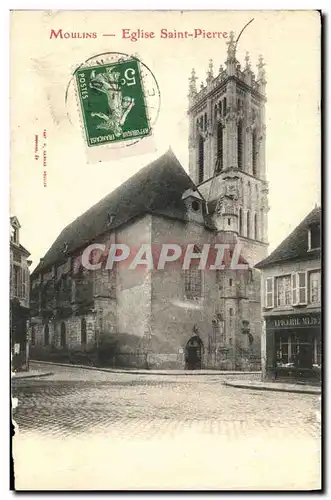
[255,207,321,382]
[30,34,268,370]
[10,216,31,371]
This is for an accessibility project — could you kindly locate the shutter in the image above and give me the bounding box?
[291,273,298,305]
[298,271,307,304]
[17,268,22,297]
[265,277,274,308]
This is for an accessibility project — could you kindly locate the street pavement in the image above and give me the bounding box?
[12,362,321,491]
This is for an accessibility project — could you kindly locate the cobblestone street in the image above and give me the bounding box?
[12,363,321,490]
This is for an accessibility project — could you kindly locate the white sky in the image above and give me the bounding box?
[10,10,321,270]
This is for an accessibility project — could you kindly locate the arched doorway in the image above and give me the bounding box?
[185,333,204,370]
[60,322,66,348]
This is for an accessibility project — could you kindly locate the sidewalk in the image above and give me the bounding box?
[224,379,321,395]
[11,369,54,380]
[30,360,262,378]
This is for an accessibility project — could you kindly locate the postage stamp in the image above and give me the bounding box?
[75,58,153,148]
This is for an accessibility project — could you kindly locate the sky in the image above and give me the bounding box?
[10,10,321,270]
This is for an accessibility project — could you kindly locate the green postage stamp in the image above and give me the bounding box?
[75,59,152,147]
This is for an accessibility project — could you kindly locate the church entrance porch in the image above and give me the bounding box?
[185,334,204,370]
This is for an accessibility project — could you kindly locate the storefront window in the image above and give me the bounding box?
[314,338,322,368]
[276,275,291,307]
[275,332,315,369]
[275,333,290,367]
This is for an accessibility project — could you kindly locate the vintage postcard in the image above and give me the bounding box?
[10,10,321,491]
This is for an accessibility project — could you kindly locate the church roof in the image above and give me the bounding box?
[32,149,197,275]
[255,206,321,269]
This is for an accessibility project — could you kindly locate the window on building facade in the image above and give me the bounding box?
[217,123,223,171]
[266,272,308,309]
[12,227,19,244]
[254,213,258,240]
[252,130,257,176]
[81,318,87,345]
[13,265,20,297]
[223,97,227,116]
[229,278,233,286]
[204,112,207,131]
[184,269,202,300]
[265,277,274,308]
[12,265,28,300]
[309,270,321,304]
[237,121,243,170]
[198,136,204,184]
[308,224,321,250]
[276,275,291,307]
[21,267,28,299]
[44,324,50,346]
[246,211,251,239]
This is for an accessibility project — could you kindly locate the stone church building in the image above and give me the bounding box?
[30,33,269,369]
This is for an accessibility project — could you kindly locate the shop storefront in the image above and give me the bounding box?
[265,312,321,382]
[11,297,30,372]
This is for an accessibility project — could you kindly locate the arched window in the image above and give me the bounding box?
[252,129,258,176]
[44,324,49,346]
[198,136,204,184]
[204,112,207,131]
[237,120,243,170]
[81,318,87,345]
[218,101,222,116]
[217,123,223,171]
[223,97,227,116]
[254,213,258,240]
[239,208,243,235]
[214,104,218,120]
[60,322,66,348]
[247,211,251,239]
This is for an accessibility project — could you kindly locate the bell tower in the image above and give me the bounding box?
[188,31,269,265]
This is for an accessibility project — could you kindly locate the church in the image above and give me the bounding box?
[30,33,269,370]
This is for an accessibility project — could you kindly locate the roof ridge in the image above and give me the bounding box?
[32,150,195,275]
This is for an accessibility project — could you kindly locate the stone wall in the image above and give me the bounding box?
[116,216,152,341]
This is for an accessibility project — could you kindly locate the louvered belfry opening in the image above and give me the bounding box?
[237,120,243,170]
[252,129,257,176]
[198,135,204,184]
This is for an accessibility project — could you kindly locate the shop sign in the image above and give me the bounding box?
[268,314,320,329]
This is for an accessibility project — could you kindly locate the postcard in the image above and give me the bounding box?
[10,10,321,491]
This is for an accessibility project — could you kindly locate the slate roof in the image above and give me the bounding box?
[255,206,321,269]
[32,149,197,276]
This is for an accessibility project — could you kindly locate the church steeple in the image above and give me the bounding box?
[187,34,269,265]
